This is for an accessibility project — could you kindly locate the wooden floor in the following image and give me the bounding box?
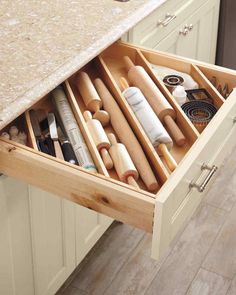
[57,146,236,295]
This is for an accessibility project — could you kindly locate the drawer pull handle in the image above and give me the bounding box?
[189,164,218,192]
[158,13,176,27]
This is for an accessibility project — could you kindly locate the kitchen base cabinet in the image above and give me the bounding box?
[28,187,76,295]
[0,176,34,295]
[155,0,220,63]
[76,206,112,265]
[0,176,112,295]
[128,0,220,63]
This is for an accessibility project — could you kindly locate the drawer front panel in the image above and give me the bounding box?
[152,89,236,259]
[0,140,154,232]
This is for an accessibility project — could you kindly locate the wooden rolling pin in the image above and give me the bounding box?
[94,78,159,192]
[120,77,177,172]
[84,111,113,170]
[77,72,110,126]
[108,133,139,189]
[123,56,186,146]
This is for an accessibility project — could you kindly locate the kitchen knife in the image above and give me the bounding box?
[57,127,78,165]
[47,113,64,160]
[29,110,50,155]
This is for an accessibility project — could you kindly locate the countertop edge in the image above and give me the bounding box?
[0,0,166,130]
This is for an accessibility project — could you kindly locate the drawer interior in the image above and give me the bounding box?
[1,41,236,233]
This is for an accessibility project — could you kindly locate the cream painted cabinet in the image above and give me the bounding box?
[75,206,112,265]
[155,0,220,63]
[128,0,220,63]
[0,176,112,295]
[28,187,76,295]
[0,176,34,295]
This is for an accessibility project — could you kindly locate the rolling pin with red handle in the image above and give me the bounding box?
[108,133,139,189]
[120,77,177,172]
[83,110,113,170]
[94,78,159,191]
[123,56,186,146]
[77,72,110,126]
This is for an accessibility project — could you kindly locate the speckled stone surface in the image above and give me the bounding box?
[0,0,167,129]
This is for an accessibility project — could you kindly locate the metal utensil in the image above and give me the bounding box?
[29,110,50,154]
[47,113,64,160]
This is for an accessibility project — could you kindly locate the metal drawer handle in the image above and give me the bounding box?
[158,13,176,27]
[189,164,218,192]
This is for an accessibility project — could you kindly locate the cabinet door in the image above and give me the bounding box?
[155,0,220,63]
[75,206,113,265]
[28,187,76,295]
[0,176,34,295]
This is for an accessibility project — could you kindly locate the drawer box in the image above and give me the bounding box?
[1,42,236,260]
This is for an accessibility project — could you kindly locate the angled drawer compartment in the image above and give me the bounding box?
[1,41,236,260]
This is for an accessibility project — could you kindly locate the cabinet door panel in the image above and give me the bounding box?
[152,89,236,260]
[29,187,75,295]
[0,177,34,295]
[155,0,220,63]
[76,205,113,265]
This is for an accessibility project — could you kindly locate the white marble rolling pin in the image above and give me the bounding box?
[52,86,97,172]
[83,111,113,170]
[123,56,186,147]
[120,77,177,172]
[94,78,158,192]
[108,133,139,189]
[77,72,110,126]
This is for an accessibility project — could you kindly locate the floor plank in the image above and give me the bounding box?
[70,222,145,295]
[203,203,236,279]
[145,204,227,295]
[57,286,90,295]
[226,275,236,295]
[186,268,231,295]
[205,150,236,211]
[104,234,170,295]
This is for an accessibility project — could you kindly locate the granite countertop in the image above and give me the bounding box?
[0,0,167,130]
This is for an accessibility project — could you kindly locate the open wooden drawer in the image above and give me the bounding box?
[1,42,236,260]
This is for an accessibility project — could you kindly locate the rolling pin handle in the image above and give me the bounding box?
[107,133,117,145]
[100,148,113,170]
[93,110,110,127]
[120,77,130,91]
[157,143,177,172]
[83,110,93,122]
[123,56,135,72]
[127,175,139,189]
[163,115,186,146]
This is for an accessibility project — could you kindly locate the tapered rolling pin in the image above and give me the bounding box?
[84,111,113,170]
[94,78,158,192]
[77,72,110,126]
[108,133,139,189]
[123,56,186,146]
[120,77,177,172]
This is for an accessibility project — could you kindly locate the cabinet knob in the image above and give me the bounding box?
[179,28,189,36]
[157,13,176,27]
[188,24,194,30]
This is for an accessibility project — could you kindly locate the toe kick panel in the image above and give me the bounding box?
[1,41,236,260]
